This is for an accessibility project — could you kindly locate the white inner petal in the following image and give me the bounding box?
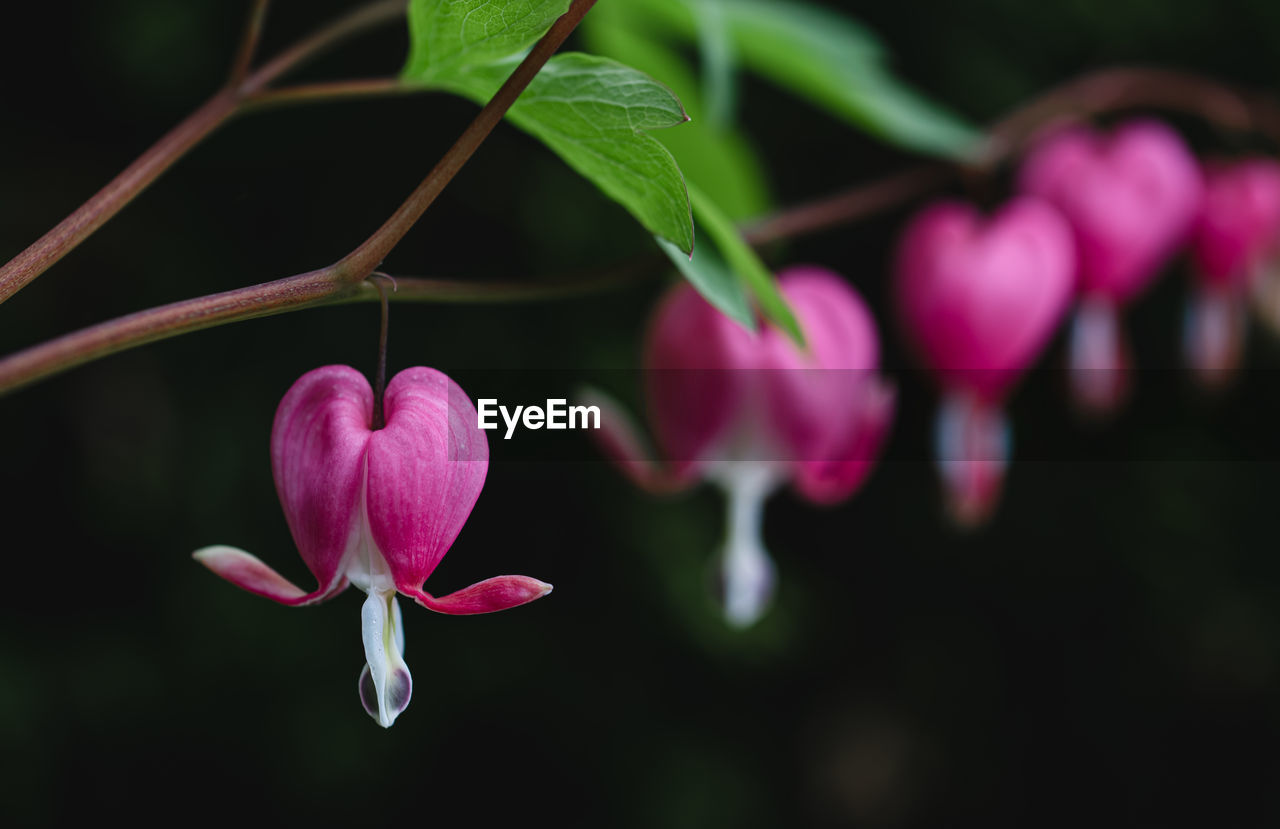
[1183,288,1244,378]
[707,461,782,629]
[344,456,395,595]
[359,590,412,728]
[1068,298,1126,410]
[933,392,1010,491]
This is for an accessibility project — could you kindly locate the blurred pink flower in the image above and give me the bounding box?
[1186,158,1280,386]
[1019,118,1202,413]
[895,198,1074,526]
[587,267,894,627]
[196,365,551,727]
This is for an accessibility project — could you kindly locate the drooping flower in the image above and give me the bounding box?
[195,365,551,727]
[895,197,1075,526]
[587,266,894,628]
[1185,158,1280,386]
[1018,118,1202,413]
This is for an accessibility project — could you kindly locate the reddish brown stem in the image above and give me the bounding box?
[0,90,237,305]
[0,0,598,396]
[335,0,600,280]
[744,165,953,245]
[371,275,392,430]
[746,66,1280,245]
[243,78,410,110]
[228,0,273,89]
[5,59,1280,397]
[984,66,1278,161]
[0,270,350,393]
[0,0,407,305]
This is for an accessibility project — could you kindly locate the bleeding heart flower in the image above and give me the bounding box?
[1185,158,1280,386]
[586,266,894,628]
[895,197,1075,526]
[195,365,551,728]
[1019,119,1202,413]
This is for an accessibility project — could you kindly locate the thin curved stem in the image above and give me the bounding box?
[235,0,407,98]
[0,90,238,305]
[370,275,392,430]
[372,264,656,304]
[242,78,411,110]
[744,165,953,246]
[0,269,349,395]
[0,0,407,305]
[982,66,1280,162]
[4,62,1279,397]
[335,0,600,280]
[0,260,650,396]
[0,0,599,396]
[746,65,1280,245]
[228,0,273,89]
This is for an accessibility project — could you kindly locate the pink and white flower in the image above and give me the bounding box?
[895,197,1075,526]
[1186,158,1280,385]
[195,365,551,727]
[1018,119,1202,413]
[589,267,894,627]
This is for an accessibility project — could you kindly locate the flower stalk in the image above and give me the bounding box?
[371,275,393,431]
[0,0,408,306]
[3,54,1280,397]
[0,0,600,396]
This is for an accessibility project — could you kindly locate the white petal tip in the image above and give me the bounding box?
[192,544,237,562]
[724,603,767,630]
[191,544,313,604]
[360,592,413,728]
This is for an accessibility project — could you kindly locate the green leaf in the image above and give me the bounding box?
[656,237,755,333]
[620,0,883,65]
[399,2,695,250]
[582,2,704,113]
[621,0,982,159]
[581,7,770,220]
[726,20,981,158]
[691,0,736,128]
[687,182,802,346]
[828,67,985,158]
[435,53,695,252]
[403,0,571,81]
[658,125,769,223]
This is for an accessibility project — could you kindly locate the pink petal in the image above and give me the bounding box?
[367,367,489,590]
[895,199,1075,401]
[1192,158,1280,287]
[271,365,374,596]
[643,282,758,475]
[192,545,348,606]
[791,376,896,505]
[406,575,553,615]
[1020,119,1202,304]
[760,267,887,464]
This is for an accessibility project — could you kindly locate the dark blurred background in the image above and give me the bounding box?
[3,0,1280,825]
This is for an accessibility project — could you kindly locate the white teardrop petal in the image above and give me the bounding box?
[359,590,413,728]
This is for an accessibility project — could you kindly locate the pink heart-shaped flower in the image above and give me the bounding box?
[1019,118,1202,304]
[588,266,895,627]
[895,197,1076,402]
[195,365,551,728]
[1192,158,1280,288]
